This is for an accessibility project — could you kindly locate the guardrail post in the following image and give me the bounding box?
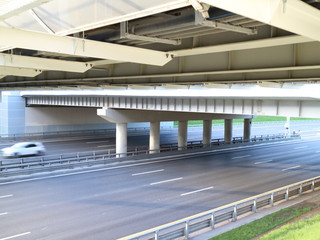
[210,212,215,229]
[270,192,274,206]
[0,161,2,171]
[312,180,315,191]
[184,220,189,239]
[299,184,303,195]
[285,187,289,200]
[252,199,257,213]
[232,206,237,221]
[154,230,159,240]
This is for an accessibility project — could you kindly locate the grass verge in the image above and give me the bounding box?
[208,205,315,240]
[259,213,320,240]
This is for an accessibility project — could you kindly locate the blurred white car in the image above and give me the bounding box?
[1,142,46,158]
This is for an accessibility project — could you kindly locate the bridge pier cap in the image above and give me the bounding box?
[97,108,253,123]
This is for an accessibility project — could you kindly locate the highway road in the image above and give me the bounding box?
[1,137,320,240]
[0,120,319,163]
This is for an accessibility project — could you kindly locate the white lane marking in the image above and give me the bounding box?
[181,186,214,196]
[150,177,183,185]
[294,146,308,150]
[132,169,164,176]
[0,195,13,199]
[86,140,110,144]
[0,212,8,216]
[282,165,301,171]
[254,160,273,165]
[97,145,115,148]
[0,232,31,240]
[232,155,251,159]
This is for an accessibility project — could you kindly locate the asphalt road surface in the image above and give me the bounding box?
[1,136,320,240]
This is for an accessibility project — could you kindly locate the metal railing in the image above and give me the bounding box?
[119,176,320,240]
[0,134,297,176]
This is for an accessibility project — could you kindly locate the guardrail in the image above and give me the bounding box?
[119,176,320,240]
[0,134,297,176]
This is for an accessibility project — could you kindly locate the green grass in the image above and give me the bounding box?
[174,116,318,127]
[208,206,314,240]
[259,213,320,240]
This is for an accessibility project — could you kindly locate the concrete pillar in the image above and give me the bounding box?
[203,120,212,147]
[116,123,127,157]
[243,118,252,142]
[224,119,233,144]
[150,121,160,154]
[178,120,188,150]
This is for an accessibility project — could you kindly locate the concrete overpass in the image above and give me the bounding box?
[21,83,320,155]
[1,0,320,155]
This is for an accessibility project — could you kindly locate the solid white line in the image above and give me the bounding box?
[282,165,301,171]
[132,169,164,176]
[0,195,13,199]
[181,186,214,196]
[254,160,273,165]
[0,232,31,240]
[232,155,251,159]
[0,212,8,216]
[150,177,183,185]
[294,146,308,150]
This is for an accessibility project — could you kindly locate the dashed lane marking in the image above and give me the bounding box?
[282,165,301,171]
[181,187,214,196]
[254,160,273,165]
[232,155,251,159]
[132,169,164,176]
[150,177,183,185]
[0,195,13,199]
[0,232,31,240]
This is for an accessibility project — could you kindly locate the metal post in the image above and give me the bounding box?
[232,205,237,221]
[285,187,289,200]
[270,193,274,206]
[312,180,315,191]
[210,212,215,229]
[252,199,257,212]
[184,220,189,239]
[154,230,159,240]
[299,184,303,195]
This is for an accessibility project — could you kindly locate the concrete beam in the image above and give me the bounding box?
[0,26,172,66]
[0,53,92,73]
[200,0,320,41]
[97,108,253,123]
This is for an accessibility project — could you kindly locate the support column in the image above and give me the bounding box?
[116,123,127,157]
[224,119,233,144]
[178,120,188,150]
[150,121,160,154]
[243,118,252,142]
[203,120,212,147]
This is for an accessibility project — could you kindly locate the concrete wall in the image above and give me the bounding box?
[25,106,157,133]
[0,91,167,135]
[0,91,25,135]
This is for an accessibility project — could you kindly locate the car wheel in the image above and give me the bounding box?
[37,151,44,156]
